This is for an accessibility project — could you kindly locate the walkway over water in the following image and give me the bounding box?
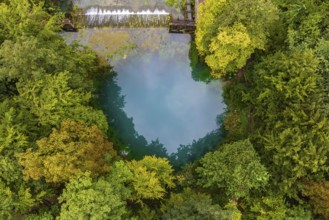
[169,0,204,33]
[65,0,205,32]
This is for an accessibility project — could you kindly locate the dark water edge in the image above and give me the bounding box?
[98,71,226,169]
[62,27,226,168]
[95,38,226,168]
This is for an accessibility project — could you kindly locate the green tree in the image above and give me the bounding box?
[195,0,278,78]
[15,71,108,133]
[127,156,175,203]
[315,39,329,105]
[0,37,58,82]
[0,180,36,220]
[249,194,287,220]
[0,0,127,218]
[285,205,312,220]
[219,200,242,220]
[0,100,28,184]
[248,194,312,220]
[17,120,116,184]
[196,139,269,198]
[58,172,127,220]
[223,110,249,141]
[166,0,185,9]
[0,36,99,88]
[24,212,53,220]
[274,0,329,49]
[58,158,175,220]
[0,0,62,43]
[160,188,222,220]
[0,97,47,220]
[248,49,329,193]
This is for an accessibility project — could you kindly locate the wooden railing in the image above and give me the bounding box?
[169,0,204,33]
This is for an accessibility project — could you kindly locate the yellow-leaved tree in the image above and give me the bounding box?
[17,120,117,184]
[127,156,175,203]
[195,0,278,78]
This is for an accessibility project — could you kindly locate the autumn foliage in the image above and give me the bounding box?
[17,120,116,184]
[302,181,329,219]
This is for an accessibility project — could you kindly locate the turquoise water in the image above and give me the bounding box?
[65,28,225,165]
[114,36,223,152]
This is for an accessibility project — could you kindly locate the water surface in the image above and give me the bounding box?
[64,28,225,163]
[116,34,222,153]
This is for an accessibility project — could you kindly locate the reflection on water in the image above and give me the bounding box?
[99,72,169,160]
[99,72,225,166]
[64,28,191,64]
[65,28,226,166]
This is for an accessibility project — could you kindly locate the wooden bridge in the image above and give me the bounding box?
[169,0,203,33]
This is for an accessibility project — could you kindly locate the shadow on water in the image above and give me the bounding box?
[99,71,168,160]
[189,41,213,83]
[169,115,226,169]
[66,0,226,168]
[99,69,226,168]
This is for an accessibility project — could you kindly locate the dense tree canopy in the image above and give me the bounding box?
[196,0,278,78]
[247,49,329,193]
[160,188,221,219]
[0,180,35,220]
[58,172,128,220]
[0,0,62,43]
[15,71,108,132]
[196,139,269,198]
[0,0,329,219]
[196,0,329,218]
[17,120,116,184]
[127,156,175,202]
[302,180,329,219]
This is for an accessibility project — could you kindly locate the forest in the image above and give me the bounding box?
[0,0,329,219]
